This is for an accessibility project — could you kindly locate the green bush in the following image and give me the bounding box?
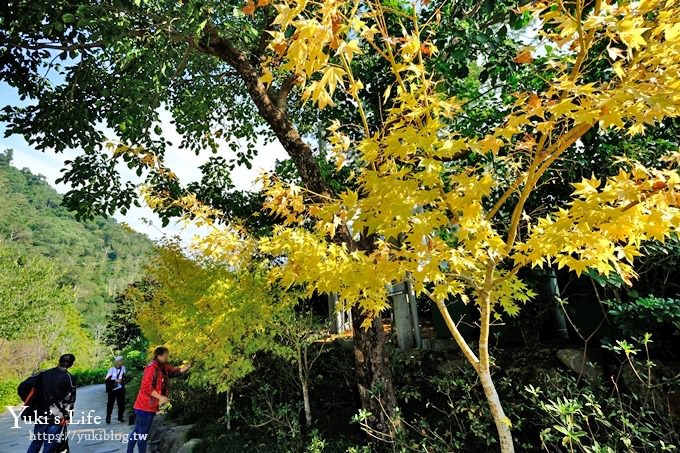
[526,384,678,452]
[607,296,680,337]
[152,346,680,452]
[125,371,142,410]
[71,368,108,387]
[123,346,148,371]
[186,346,363,452]
[166,379,225,425]
[0,379,20,409]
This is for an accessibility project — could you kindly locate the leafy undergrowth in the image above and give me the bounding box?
[71,368,109,386]
[176,343,679,452]
[0,378,20,409]
[181,343,364,452]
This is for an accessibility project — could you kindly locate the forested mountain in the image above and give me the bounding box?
[0,149,153,327]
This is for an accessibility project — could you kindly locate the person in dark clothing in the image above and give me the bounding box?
[127,347,190,453]
[105,356,127,423]
[27,354,76,453]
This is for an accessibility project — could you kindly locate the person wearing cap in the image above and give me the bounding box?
[26,354,76,453]
[105,355,127,424]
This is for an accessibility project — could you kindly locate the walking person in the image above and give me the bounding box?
[105,356,127,424]
[26,354,76,453]
[126,347,190,453]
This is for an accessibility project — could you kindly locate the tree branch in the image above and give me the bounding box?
[188,24,333,198]
[10,40,106,52]
[268,75,297,112]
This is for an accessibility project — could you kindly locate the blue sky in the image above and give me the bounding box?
[0,82,287,241]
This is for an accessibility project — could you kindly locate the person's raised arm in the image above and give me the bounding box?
[163,362,191,378]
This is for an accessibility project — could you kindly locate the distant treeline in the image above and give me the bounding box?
[0,149,153,328]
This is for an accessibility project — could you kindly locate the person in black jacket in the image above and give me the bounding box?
[27,354,76,453]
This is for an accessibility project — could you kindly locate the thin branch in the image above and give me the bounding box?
[11,40,107,52]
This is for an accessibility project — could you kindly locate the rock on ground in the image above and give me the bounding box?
[147,414,201,453]
[556,348,603,384]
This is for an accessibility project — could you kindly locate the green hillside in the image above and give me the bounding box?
[0,149,153,327]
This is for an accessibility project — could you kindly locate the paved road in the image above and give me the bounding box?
[0,384,131,453]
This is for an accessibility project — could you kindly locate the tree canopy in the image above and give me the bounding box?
[136,241,300,392]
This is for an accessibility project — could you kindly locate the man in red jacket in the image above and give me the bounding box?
[126,347,191,453]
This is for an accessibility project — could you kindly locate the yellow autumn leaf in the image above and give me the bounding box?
[666,23,680,41]
[258,68,273,85]
[617,19,648,50]
[338,39,362,62]
[319,66,346,96]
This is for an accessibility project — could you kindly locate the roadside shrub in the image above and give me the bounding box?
[71,367,108,386]
[123,349,147,371]
[186,345,362,452]
[167,379,226,425]
[125,371,142,411]
[0,379,20,409]
[120,337,150,371]
[166,346,680,452]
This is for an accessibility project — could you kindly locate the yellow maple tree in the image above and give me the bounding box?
[174,0,680,451]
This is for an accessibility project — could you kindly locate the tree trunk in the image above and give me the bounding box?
[298,345,313,427]
[195,29,331,196]
[478,364,514,453]
[436,291,515,452]
[301,377,312,427]
[226,391,233,430]
[195,30,399,439]
[479,294,515,453]
[351,307,399,437]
